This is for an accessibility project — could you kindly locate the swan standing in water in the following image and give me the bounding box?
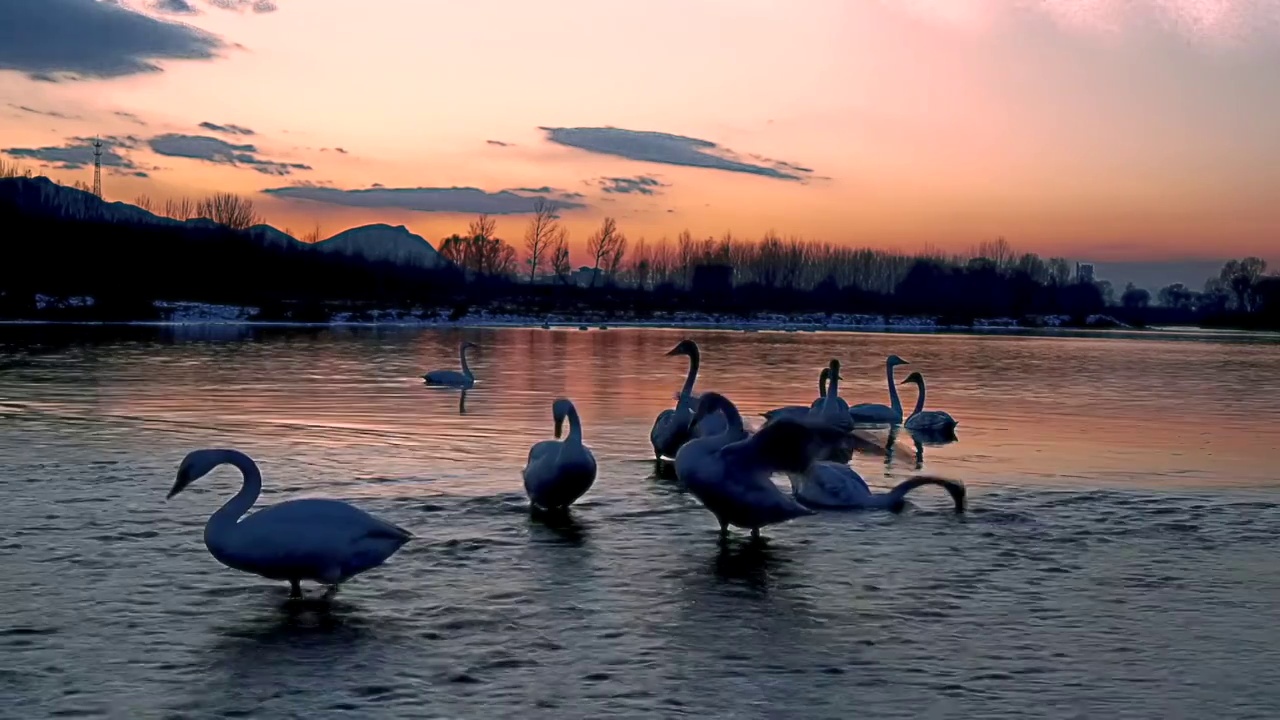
[649,339,727,460]
[166,449,414,599]
[423,341,479,388]
[523,398,597,511]
[900,371,958,434]
[847,354,910,425]
[789,462,966,512]
[675,391,840,539]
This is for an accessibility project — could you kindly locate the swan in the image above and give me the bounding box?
[789,462,965,512]
[761,367,831,423]
[847,354,910,425]
[166,449,413,599]
[522,397,597,511]
[649,339,727,459]
[423,341,479,388]
[809,359,854,431]
[674,391,841,539]
[900,371,958,434]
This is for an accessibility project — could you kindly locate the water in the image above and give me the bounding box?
[2,325,1280,719]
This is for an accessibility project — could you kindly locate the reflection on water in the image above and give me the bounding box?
[2,325,1280,718]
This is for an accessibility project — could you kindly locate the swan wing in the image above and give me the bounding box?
[718,417,845,476]
[792,462,873,508]
[424,369,468,385]
[848,403,897,423]
[526,439,559,465]
[227,499,411,580]
[762,406,809,422]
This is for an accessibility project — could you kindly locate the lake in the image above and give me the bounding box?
[2,324,1280,719]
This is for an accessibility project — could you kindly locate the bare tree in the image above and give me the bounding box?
[133,194,155,212]
[549,227,571,284]
[586,217,626,287]
[196,192,262,230]
[162,196,197,221]
[522,199,560,283]
[0,158,32,179]
[301,220,324,244]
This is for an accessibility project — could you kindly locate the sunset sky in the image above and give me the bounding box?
[2,0,1278,269]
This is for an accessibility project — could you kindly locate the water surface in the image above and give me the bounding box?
[2,325,1279,719]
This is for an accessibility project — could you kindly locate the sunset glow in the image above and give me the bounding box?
[3,0,1278,265]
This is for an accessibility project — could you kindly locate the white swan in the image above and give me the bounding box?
[761,367,832,423]
[674,391,840,539]
[649,339,727,460]
[900,371,959,434]
[847,354,910,425]
[789,462,965,512]
[809,359,854,432]
[166,449,413,599]
[522,397,598,511]
[423,341,478,388]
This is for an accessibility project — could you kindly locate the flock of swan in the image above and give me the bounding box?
[166,338,965,601]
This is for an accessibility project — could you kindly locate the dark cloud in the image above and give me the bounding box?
[148,133,310,175]
[10,104,78,120]
[151,0,199,15]
[114,111,147,125]
[541,126,814,182]
[0,0,225,82]
[486,139,512,147]
[261,185,589,215]
[3,135,141,171]
[320,147,348,154]
[198,121,256,136]
[510,186,586,200]
[594,175,669,195]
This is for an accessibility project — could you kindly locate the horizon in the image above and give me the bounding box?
[2,1,1278,277]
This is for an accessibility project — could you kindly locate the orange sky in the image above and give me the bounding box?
[2,0,1278,265]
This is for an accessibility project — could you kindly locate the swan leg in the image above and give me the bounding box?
[289,579,302,599]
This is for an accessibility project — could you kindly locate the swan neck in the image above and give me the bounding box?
[715,399,744,434]
[910,377,925,417]
[564,405,584,445]
[824,374,841,411]
[886,361,903,417]
[459,344,473,378]
[818,371,827,398]
[204,450,262,539]
[677,348,700,408]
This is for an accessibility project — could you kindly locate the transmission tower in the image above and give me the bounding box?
[91,136,103,198]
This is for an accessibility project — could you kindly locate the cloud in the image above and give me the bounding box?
[3,135,142,171]
[486,139,512,147]
[594,175,669,195]
[10,104,78,120]
[510,186,586,200]
[151,0,199,15]
[208,0,278,13]
[198,121,256,136]
[320,147,348,154]
[0,0,225,81]
[541,126,814,181]
[148,133,310,175]
[114,111,147,125]
[881,0,1280,44]
[261,185,590,215]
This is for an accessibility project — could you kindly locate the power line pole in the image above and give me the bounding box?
[92,136,103,199]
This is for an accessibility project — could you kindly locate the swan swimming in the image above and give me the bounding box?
[166,449,414,599]
[809,359,855,432]
[847,354,910,425]
[761,366,833,423]
[900,371,958,434]
[649,339,728,460]
[674,391,840,539]
[424,341,479,388]
[788,462,966,512]
[522,397,598,511]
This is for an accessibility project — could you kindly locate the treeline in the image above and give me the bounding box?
[1,166,1276,328]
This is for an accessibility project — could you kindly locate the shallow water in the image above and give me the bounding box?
[2,324,1280,719]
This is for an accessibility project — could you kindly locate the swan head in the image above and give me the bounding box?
[900,371,924,386]
[551,397,575,438]
[827,359,845,381]
[168,449,233,499]
[887,354,909,368]
[462,341,479,352]
[664,339,699,358]
[692,391,731,424]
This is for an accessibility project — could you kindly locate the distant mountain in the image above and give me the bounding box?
[0,176,452,270]
[314,223,446,269]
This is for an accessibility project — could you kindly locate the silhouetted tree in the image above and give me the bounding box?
[522,199,560,282]
[586,217,625,288]
[196,192,261,230]
[1121,282,1151,309]
[549,228,571,284]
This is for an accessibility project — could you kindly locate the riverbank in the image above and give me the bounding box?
[0,298,1137,333]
